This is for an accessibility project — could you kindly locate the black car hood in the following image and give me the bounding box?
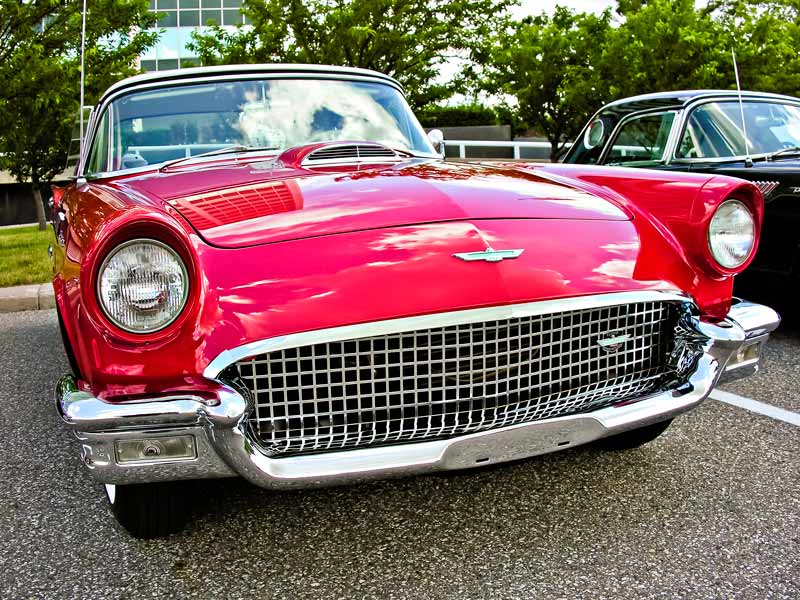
[688,161,800,201]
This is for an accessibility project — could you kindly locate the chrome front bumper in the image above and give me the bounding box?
[55,297,780,489]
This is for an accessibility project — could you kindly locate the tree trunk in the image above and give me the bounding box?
[549,137,562,163]
[31,185,47,231]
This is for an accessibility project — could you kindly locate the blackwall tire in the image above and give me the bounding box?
[105,482,188,539]
[597,419,673,451]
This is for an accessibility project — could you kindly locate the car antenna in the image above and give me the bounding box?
[732,49,753,168]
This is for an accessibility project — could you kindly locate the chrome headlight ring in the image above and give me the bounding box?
[708,199,756,270]
[96,238,190,334]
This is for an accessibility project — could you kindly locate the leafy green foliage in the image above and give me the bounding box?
[188,0,515,108]
[477,0,800,159]
[416,104,500,128]
[603,0,727,99]
[476,7,614,160]
[0,0,156,227]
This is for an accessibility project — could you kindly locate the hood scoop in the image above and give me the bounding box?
[301,142,400,166]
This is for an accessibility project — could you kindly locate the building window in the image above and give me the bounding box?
[158,11,178,27]
[223,9,243,25]
[179,10,200,26]
[201,9,221,24]
[146,0,247,70]
[158,58,180,70]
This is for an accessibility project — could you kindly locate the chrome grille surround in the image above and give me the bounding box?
[232,298,688,457]
[301,142,400,166]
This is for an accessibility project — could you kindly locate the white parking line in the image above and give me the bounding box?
[710,389,800,427]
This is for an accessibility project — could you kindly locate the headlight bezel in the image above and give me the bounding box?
[95,237,190,335]
[707,198,756,272]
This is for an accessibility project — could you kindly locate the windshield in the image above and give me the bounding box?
[677,100,800,159]
[84,78,435,174]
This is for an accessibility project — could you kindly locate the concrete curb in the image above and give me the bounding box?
[0,222,38,230]
[0,283,55,313]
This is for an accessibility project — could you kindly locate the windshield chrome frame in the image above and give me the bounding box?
[598,108,682,166]
[77,71,440,178]
[668,96,800,165]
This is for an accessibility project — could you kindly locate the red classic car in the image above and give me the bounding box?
[53,65,779,538]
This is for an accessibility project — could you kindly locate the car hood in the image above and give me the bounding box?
[110,159,629,248]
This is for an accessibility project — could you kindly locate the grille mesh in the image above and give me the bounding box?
[171,180,300,229]
[235,301,678,456]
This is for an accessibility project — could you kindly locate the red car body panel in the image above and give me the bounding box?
[113,160,629,248]
[51,157,762,401]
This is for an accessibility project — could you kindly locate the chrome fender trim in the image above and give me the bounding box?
[56,376,247,432]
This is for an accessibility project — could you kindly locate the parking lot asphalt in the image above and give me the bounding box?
[0,309,797,600]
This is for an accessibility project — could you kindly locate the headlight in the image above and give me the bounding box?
[708,199,755,269]
[97,239,189,333]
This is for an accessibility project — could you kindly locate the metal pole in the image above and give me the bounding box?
[79,0,88,155]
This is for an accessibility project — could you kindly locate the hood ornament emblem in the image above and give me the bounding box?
[453,247,524,263]
[596,331,632,353]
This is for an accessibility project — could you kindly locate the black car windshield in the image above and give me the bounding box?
[677,100,800,159]
[85,78,436,174]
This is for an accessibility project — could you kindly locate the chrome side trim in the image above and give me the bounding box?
[203,290,690,379]
[752,181,780,201]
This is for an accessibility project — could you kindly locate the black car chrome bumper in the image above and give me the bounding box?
[55,296,780,489]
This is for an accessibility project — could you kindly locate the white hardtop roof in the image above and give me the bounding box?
[100,63,404,102]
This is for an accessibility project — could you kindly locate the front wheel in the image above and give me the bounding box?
[105,482,189,539]
[596,419,673,451]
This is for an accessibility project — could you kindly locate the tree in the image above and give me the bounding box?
[598,0,730,102]
[0,1,157,229]
[478,0,800,158]
[188,0,515,109]
[477,7,613,160]
[709,0,800,97]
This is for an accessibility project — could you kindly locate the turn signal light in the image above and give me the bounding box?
[730,340,762,368]
[115,436,196,464]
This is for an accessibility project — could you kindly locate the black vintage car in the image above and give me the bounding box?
[565,90,800,294]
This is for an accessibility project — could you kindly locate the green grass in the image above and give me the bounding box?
[0,225,55,288]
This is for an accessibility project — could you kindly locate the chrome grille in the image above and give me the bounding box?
[235,301,679,456]
[302,143,399,165]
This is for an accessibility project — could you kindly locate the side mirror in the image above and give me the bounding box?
[427,129,445,156]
